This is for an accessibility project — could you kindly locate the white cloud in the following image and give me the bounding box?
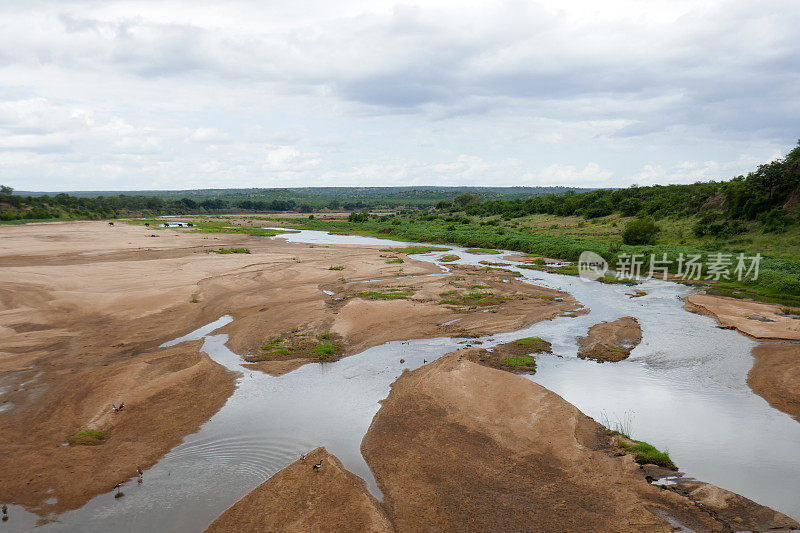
[0,0,797,190]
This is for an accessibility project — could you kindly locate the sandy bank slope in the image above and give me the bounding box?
[0,341,236,515]
[361,351,798,532]
[749,342,800,421]
[205,447,391,533]
[684,293,800,341]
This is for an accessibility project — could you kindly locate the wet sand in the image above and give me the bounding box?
[685,293,800,422]
[749,343,800,421]
[210,349,799,531]
[0,221,580,515]
[205,447,391,533]
[360,351,799,532]
[684,293,800,341]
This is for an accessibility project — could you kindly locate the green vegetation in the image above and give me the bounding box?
[465,247,501,254]
[68,429,105,446]
[440,290,505,307]
[616,439,676,470]
[213,247,250,254]
[622,217,659,245]
[514,337,550,351]
[440,254,460,262]
[328,265,345,270]
[358,287,414,300]
[384,142,799,301]
[0,185,585,222]
[312,342,341,358]
[502,356,537,371]
[379,245,451,253]
[385,257,404,264]
[261,336,295,356]
[781,307,800,315]
[250,329,342,362]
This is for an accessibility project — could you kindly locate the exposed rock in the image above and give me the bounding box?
[205,447,392,533]
[578,316,642,362]
[361,352,798,532]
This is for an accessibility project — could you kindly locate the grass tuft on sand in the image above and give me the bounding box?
[213,247,250,254]
[313,342,341,358]
[440,290,505,307]
[440,254,460,262]
[616,439,676,469]
[502,356,537,372]
[69,429,105,446]
[465,248,501,254]
[358,287,414,300]
[328,265,345,270]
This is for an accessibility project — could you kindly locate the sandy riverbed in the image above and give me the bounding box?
[685,293,800,421]
[0,221,580,515]
[209,350,798,532]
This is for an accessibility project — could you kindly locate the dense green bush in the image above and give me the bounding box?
[622,217,659,245]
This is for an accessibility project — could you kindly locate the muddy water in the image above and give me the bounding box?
[6,230,800,530]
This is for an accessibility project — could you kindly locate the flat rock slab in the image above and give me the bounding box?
[578,316,642,362]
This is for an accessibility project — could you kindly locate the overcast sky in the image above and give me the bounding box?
[1,0,798,191]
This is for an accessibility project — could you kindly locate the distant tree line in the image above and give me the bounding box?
[445,141,800,236]
[0,186,582,222]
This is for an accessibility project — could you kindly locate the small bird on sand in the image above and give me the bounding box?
[300,454,307,461]
[312,460,323,472]
[111,404,119,413]
[119,403,125,411]
[137,466,143,477]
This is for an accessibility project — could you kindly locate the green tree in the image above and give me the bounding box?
[622,217,659,245]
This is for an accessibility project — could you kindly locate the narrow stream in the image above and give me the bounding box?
[6,230,800,530]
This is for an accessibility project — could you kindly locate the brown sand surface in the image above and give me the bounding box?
[205,447,391,533]
[0,220,580,515]
[748,343,800,421]
[684,293,800,422]
[684,293,800,341]
[577,316,642,362]
[360,351,799,532]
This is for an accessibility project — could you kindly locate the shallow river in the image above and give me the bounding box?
[7,230,800,530]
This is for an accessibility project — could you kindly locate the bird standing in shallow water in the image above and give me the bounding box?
[312,460,323,472]
[114,482,124,498]
[137,466,143,483]
[2,504,8,521]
